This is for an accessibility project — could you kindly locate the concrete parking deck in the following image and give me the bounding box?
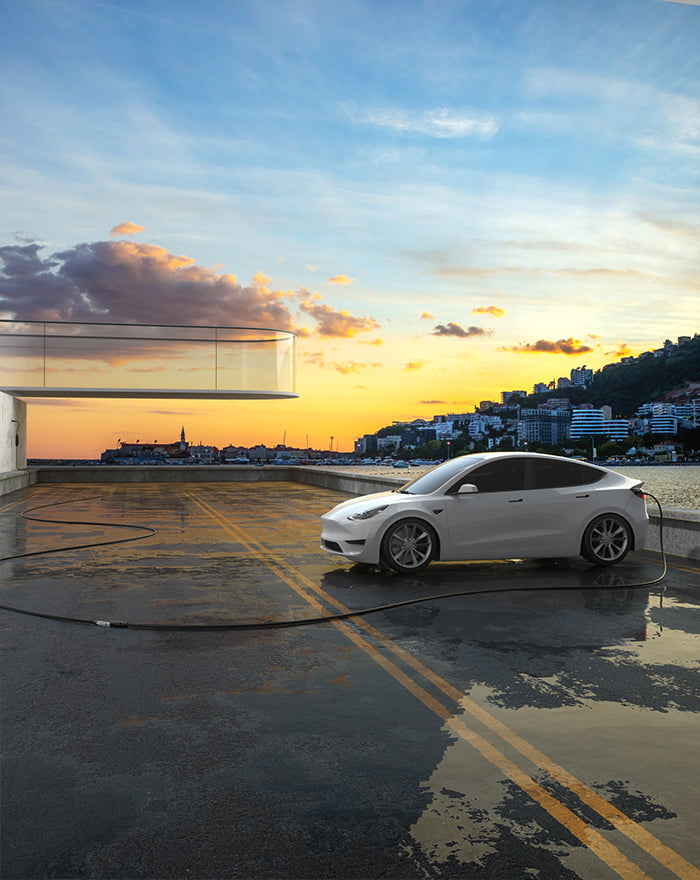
[2,481,699,880]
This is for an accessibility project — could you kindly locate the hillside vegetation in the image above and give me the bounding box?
[585,336,700,415]
[514,336,700,417]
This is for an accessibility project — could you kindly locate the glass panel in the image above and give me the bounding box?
[0,334,44,386]
[44,337,216,390]
[0,320,296,394]
[44,322,217,341]
[216,334,296,393]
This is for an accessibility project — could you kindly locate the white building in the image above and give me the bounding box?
[377,435,402,450]
[189,443,218,463]
[602,420,630,441]
[434,422,458,440]
[570,365,593,386]
[569,406,626,440]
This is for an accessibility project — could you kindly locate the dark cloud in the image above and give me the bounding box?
[0,239,296,329]
[0,239,379,342]
[501,337,594,355]
[431,322,491,338]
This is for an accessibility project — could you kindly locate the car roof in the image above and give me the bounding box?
[462,451,602,464]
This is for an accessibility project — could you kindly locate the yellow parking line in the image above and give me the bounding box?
[636,553,700,576]
[186,490,700,880]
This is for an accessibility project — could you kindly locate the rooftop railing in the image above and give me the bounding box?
[0,320,297,399]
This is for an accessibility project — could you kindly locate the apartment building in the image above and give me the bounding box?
[517,408,571,445]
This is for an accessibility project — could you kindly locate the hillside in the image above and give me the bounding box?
[587,335,700,416]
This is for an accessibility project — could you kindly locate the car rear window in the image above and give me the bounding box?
[529,459,605,489]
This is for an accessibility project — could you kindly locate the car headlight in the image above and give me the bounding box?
[347,504,388,521]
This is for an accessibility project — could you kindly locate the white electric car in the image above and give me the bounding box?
[320,452,649,573]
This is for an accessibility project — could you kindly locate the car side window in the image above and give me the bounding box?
[529,459,605,489]
[450,458,527,493]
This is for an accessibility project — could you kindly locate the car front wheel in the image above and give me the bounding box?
[381,519,437,573]
[581,514,631,566]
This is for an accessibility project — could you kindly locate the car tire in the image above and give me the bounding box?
[381,519,437,573]
[581,514,632,566]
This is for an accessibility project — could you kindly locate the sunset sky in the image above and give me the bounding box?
[1,0,698,457]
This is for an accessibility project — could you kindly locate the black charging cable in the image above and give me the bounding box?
[0,492,667,631]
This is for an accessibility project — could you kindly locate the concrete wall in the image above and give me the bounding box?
[29,465,404,495]
[647,508,700,561]
[4,463,698,561]
[0,392,31,494]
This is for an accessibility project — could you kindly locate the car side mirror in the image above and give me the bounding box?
[458,483,478,495]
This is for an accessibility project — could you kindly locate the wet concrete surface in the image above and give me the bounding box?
[1,482,699,880]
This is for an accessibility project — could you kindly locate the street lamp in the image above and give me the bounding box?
[446,440,451,459]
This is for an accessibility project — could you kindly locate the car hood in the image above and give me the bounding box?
[326,490,402,516]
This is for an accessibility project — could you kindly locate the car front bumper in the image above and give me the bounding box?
[320,514,382,564]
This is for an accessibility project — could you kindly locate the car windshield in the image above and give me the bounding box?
[399,454,486,495]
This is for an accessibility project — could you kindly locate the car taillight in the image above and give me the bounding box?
[631,487,646,500]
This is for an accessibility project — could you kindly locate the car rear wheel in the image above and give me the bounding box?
[381,519,437,573]
[581,514,631,566]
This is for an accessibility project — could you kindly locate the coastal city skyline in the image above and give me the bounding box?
[1,0,698,458]
[47,331,695,461]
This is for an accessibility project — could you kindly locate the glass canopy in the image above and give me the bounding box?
[0,320,297,399]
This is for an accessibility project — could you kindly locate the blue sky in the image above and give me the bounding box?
[1,0,699,453]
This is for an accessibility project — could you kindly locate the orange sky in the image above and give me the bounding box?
[23,332,634,458]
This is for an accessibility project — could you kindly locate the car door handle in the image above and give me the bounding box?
[576,494,590,498]
[508,498,524,503]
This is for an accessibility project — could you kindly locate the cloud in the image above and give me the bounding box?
[404,361,426,371]
[472,305,507,318]
[420,311,435,320]
[298,299,380,337]
[431,322,492,338]
[328,274,355,285]
[0,238,376,340]
[301,351,382,374]
[110,222,145,237]
[606,342,635,358]
[501,337,594,355]
[0,239,297,329]
[353,105,498,139]
[436,265,650,281]
[334,362,365,374]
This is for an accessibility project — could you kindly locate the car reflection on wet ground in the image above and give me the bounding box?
[1,481,699,880]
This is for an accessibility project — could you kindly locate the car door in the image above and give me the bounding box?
[442,457,529,560]
[526,459,605,556]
